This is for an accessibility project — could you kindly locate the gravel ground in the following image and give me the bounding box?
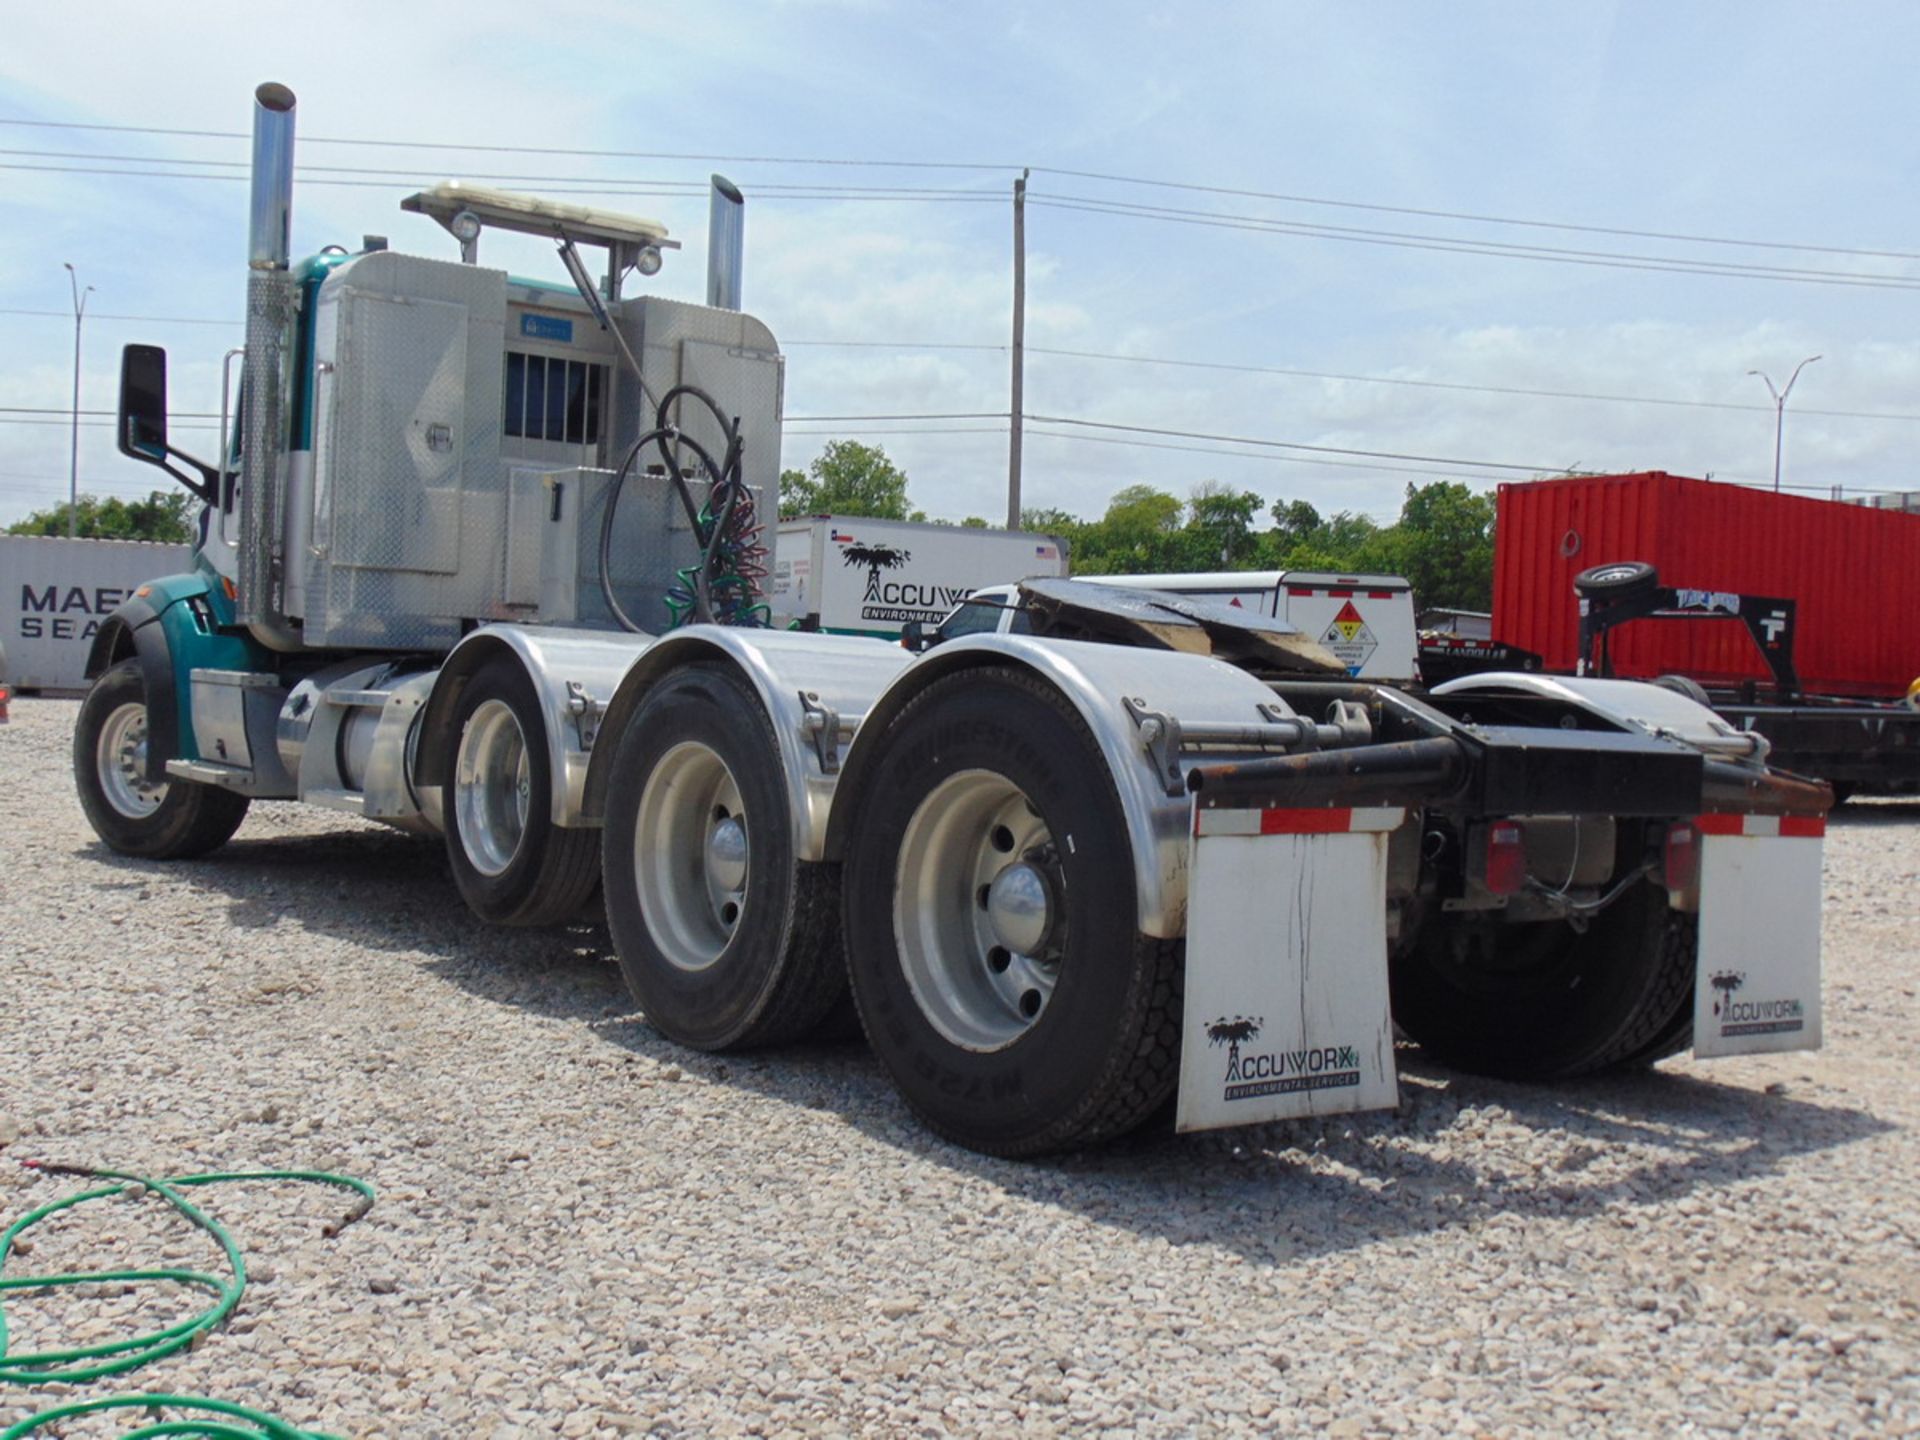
[3,694,1917,1438]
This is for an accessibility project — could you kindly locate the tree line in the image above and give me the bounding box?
[782,439,1496,611]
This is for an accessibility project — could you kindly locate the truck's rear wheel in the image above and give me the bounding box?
[74,659,250,859]
[602,663,843,1050]
[1390,881,1695,1079]
[445,656,599,925]
[843,667,1181,1156]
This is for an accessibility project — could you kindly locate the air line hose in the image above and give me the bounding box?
[1,1162,374,1439]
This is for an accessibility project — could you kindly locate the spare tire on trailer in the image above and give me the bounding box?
[1390,880,1696,1080]
[1573,560,1659,599]
[1652,673,1713,707]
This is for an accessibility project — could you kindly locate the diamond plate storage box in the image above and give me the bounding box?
[1494,472,1920,699]
[304,250,508,650]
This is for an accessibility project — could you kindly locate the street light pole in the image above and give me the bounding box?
[63,262,93,539]
[1748,354,1821,493]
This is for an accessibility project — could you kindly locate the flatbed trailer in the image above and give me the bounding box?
[70,85,1831,1157]
[1575,561,1920,798]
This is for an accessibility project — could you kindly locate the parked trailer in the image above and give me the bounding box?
[1572,561,1920,797]
[768,515,1068,637]
[0,536,192,690]
[73,84,1829,1156]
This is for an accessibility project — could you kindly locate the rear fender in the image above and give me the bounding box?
[826,635,1293,938]
[581,627,915,857]
[415,625,655,828]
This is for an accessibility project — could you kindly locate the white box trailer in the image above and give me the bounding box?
[939,569,1418,681]
[770,516,1068,637]
[0,536,194,690]
[1087,570,1418,680]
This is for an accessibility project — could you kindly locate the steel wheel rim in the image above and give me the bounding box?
[454,700,531,877]
[97,700,166,819]
[894,769,1064,1052]
[633,741,748,972]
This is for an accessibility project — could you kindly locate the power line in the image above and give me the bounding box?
[0,163,1002,204]
[5,115,1908,264]
[1030,194,1920,292]
[0,117,1009,171]
[0,307,238,325]
[1032,167,1920,264]
[1027,413,1583,474]
[786,338,1920,424]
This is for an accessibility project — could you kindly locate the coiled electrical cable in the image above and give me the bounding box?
[597,383,769,634]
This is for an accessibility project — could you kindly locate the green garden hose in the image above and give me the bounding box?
[1,1163,373,1438]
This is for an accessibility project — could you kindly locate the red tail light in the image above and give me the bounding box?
[1484,821,1527,896]
[1663,821,1700,891]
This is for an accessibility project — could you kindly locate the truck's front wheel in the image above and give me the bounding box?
[602,663,844,1050]
[1390,881,1695,1079]
[444,656,599,925]
[843,667,1181,1156]
[74,659,250,859]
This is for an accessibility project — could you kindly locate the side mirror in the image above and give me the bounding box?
[118,344,169,462]
[900,619,929,652]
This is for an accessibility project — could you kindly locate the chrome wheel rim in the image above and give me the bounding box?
[634,741,748,972]
[454,700,531,877]
[894,769,1064,1052]
[97,700,166,819]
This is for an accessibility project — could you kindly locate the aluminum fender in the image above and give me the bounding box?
[1433,671,1764,761]
[415,625,657,828]
[583,627,915,859]
[830,635,1294,939]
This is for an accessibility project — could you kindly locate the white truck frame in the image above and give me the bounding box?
[72,85,1830,1157]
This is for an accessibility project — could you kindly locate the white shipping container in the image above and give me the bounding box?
[769,516,1069,636]
[0,536,194,690]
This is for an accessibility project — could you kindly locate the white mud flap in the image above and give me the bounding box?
[1692,813,1825,1059]
[1177,805,1403,1134]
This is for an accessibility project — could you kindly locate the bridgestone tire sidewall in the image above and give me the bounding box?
[844,674,1152,1154]
[603,666,800,1051]
[444,657,563,924]
[73,659,249,860]
[1390,880,1695,1080]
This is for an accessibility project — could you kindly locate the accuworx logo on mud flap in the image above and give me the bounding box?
[1205,1016,1362,1102]
[1708,970,1806,1039]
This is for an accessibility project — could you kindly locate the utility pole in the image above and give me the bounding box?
[63,262,93,538]
[1006,169,1028,530]
[1748,354,1821,493]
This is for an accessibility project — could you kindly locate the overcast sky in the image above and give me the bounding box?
[3,1,1917,530]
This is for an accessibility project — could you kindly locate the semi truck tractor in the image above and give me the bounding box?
[73,84,1831,1156]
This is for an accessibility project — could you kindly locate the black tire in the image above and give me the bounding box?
[602,663,846,1051]
[1391,880,1695,1080]
[444,656,600,926]
[73,659,250,860]
[1573,560,1659,600]
[843,666,1182,1157]
[1653,673,1713,708]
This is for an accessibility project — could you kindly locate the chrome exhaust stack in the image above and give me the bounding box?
[238,82,301,645]
[706,175,744,311]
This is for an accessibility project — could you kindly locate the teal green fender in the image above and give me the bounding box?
[84,562,276,780]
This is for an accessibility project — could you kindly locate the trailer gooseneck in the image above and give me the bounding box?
[73,84,1831,1156]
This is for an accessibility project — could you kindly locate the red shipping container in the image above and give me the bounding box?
[1493,472,1920,700]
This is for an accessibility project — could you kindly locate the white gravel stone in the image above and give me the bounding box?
[2,694,1917,1437]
